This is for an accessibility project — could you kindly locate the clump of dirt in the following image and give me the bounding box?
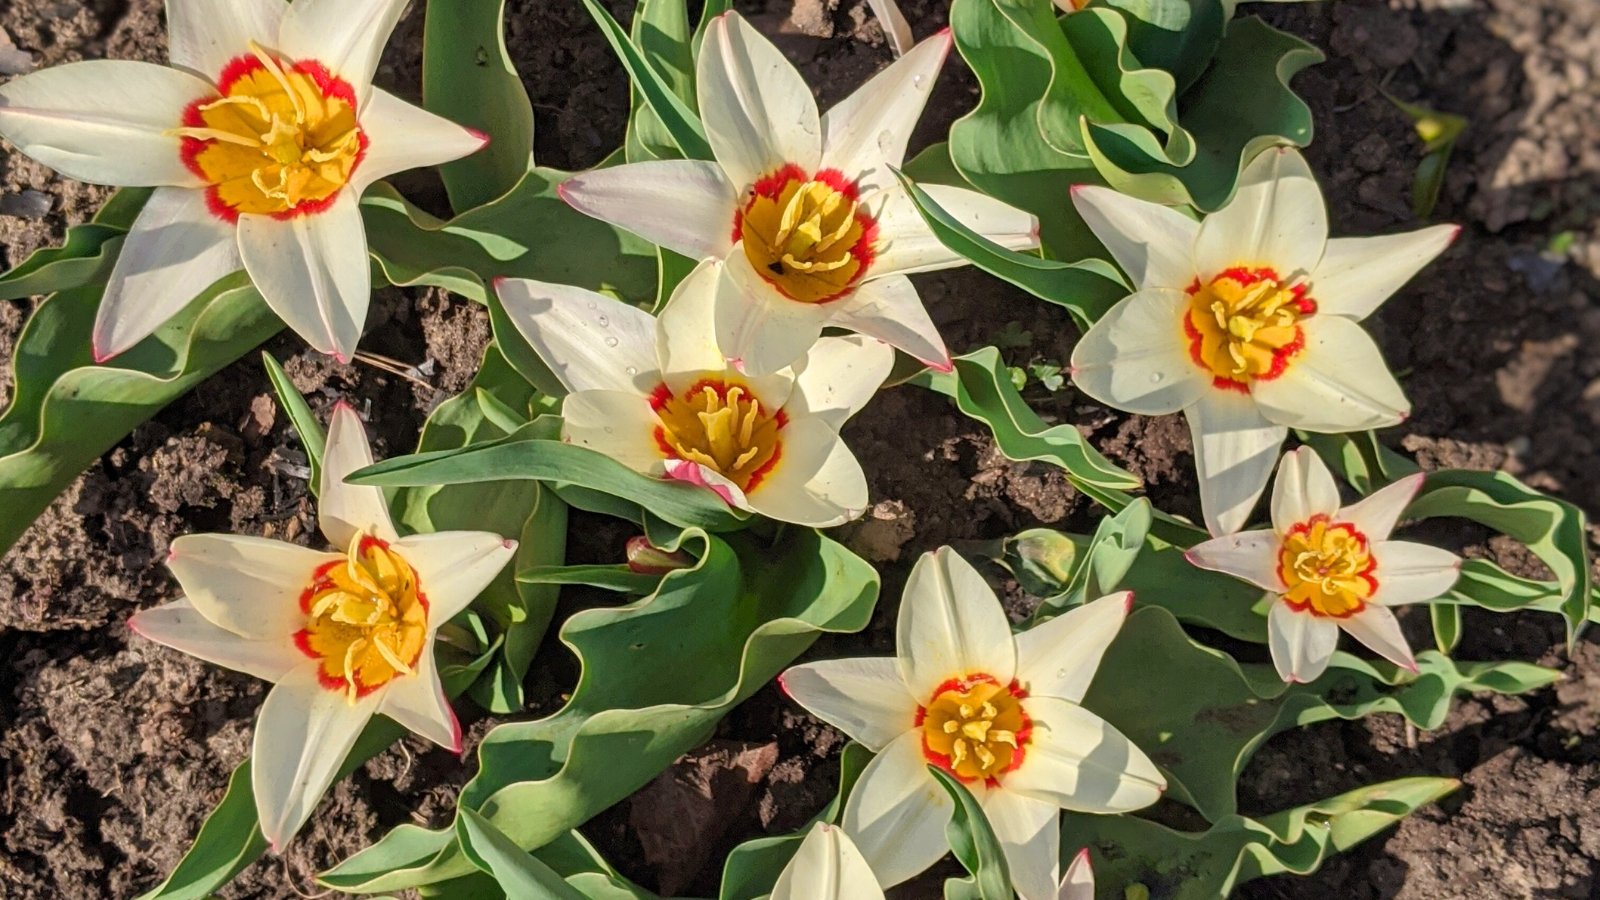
[0,0,1597,897]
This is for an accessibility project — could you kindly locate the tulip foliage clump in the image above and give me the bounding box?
[0,0,1589,897]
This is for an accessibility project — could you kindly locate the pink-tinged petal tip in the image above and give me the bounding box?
[332,399,355,413]
[1073,847,1091,865]
[555,180,576,207]
[927,356,955,375]
[92,344,116,365]
[126,615,142,636]
[466,127,490,147]
[1069,183,1086,195]
[776,671,790,697]
[1448,225,1463,243]
[332,351,351,366]
[1123,592,1136,613]
[501,538,518,551]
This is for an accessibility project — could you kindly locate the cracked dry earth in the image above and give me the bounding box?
[1,0,1599,897]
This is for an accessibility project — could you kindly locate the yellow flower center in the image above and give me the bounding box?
[295,534,427,702]
[1277,514,1377,618]
[1183,266,1315,391]
[919,675,1032,784]
[175,43,365,221]
[737,165,876,304]
[651,380,785,493]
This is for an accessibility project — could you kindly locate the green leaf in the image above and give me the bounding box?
[350,423,749,533]
[0,224,123,301]
[893,169,1130,328]
[624,0,697,163]
[0,273,282,558]
[396,345,568,713]
[1082,607,1558,822]
[320,528,879,892]
[929,768,1012,900]
[424,0,535,211]
[517,564,663,595]
[261,351,326,494]
[1065,776,1459,897]
[360,170,658,307]
[579,0,712,161]
[456,809,585,899]
[1052,497,1152,612]
[1097,0,1227,91]
[1082,16,1321,211]
[911,347,1142,498]
[137,642,498,899]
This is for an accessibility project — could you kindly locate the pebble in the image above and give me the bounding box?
[0,190,53,220]
[0,26,34,75]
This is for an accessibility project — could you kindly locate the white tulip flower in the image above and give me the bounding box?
[781,547,1164,899]
[1187,447,1461,683]
[0,0,486,362]
[496,258,893,528]
[129,404,515,848]
[1069,148,1457,535]
[559,11,1039,377]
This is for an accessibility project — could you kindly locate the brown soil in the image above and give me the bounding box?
[1,0,1597,898]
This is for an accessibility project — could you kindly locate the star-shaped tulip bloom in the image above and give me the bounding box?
[558,11,1039,377]
[1069,148,1458,535]
[0,0,486,362]
[128,404,515,849]
[780,547,1165,900]
[1186,447,1461,683]
[771,823,886,900]
[497,259,893,528]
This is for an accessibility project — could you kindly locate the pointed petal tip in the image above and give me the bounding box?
[1123,591,1135,614]
[1072,847,1091,865]
[466,127,490,147]
[331,350,352,366]
[927,356,955,374]
[1448,224,1463,243]
[92,343,116,365]
[776,670,790,697]
[501,538,518,552]
[126,614,142,636]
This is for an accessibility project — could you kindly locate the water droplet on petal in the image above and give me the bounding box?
[597,315,610,327]
[1149,372,1165,384]
[605,336,619,347]
[912,74,926,89]
[625,365,639,376]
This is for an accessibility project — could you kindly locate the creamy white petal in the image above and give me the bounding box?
[897,546,1015,701]
[92,186,241,361]
[780,657,918,752]
[1071,185,1200,291]
[841,730,954,889]
[820,30,951,191]
[494,278,659,395]
[353,89,487,191]
[252,663,383,850]
[1013,592,1131,704]
[982,789,1059,900]
[745,417,867,528]
[1059,849,1094,900]
[0,61,210,187]
[716,250,833,377]
[658,258,732,386]
[1340,472,1424,542]
[698,12,822,190]
[558,160,737,261]
[1069,288,1208,416]
[1194,147,1326,282]
[785,335,896,431]
[1269,446,1342,532]
[1251,316,1409,433]
[1371,541,1461,607]
[864,0,915,57]
[560,389,667,476]
[1003,697,1165,813]
[1187,389,1288,535]
[279,0,407,105]
[1184,531,1282,592]
[237,194,370,362]
[376,646,460,752]
[869,183,1039,277]
[318,402,399,546]
[391,531,515,623]
[130,598,304,683]
[1309,226,1458,321]
[1339,605,1417,672]
[772,823,887,900]
[1267,600,1339,683]
[827,274,950,372]
[664,459,750,511]
[167,0,286,79]
[166,534,334,639]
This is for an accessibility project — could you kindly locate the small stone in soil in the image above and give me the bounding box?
[0,26,34,74]
[0,190,53,220]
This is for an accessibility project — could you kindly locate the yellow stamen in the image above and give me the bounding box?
[652,380,784,492]
[920,677,1032,783]
[297,533,428,703]
[738,169,873,303]
[1278,515,1377,618]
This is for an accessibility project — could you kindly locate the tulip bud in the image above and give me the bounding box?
[626,536,694,575]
